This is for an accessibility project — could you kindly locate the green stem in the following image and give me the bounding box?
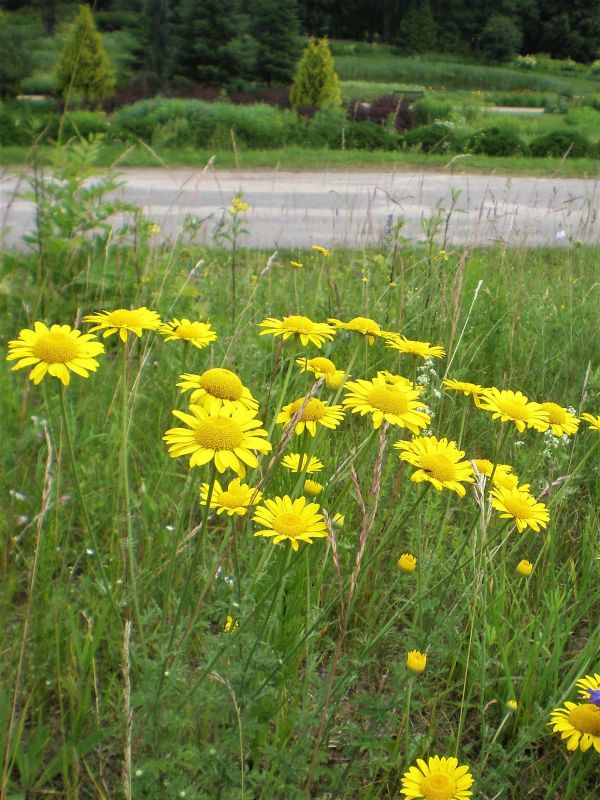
[58,386,119,620]
[121,343,146,654]
[154,466,217,710]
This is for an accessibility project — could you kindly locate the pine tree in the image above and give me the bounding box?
[0,11,31,98]
[289,37,341,108]
[396,0,437,55]
[252,0,301,85]
[55,5,115,103]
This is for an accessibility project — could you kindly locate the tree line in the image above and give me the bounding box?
[2,0,600,93]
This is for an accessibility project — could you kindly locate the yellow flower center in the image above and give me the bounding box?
[282,316,316,333]
[501,495,531,520]
[368,385,409,414]
[32,332,79,364]
[308,357,335,373]
[498,396,529,420]
[348,316,379,334]
[272,512,305,537]
[198,368,244,400]
[194,417,244,451]
[219,488,247,508]
[289,398,327,421]
[419,773,456,800]
[175,323,200,340]
[542,402,566,424]
[106,309,143,327]
[420,453,456,482]
[569,704,600,735]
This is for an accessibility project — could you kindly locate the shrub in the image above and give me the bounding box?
[412,96,453,125]
[152,117,194,148]
[290,37,342,108]
[395,0,437,55]
[304,106,347,148]
[469,125,526,156]
[403,122,466,153]
[0,11,32,99]
[55,5,115,104]
[344,121,400,150]
[529,129,592,158]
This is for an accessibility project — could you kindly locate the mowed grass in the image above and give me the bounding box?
[4,143,600,178]
[1,230,599,799]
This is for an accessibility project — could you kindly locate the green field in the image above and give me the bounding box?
[1,178,599,798]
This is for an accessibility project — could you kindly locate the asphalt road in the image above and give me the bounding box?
[2,166,600,249]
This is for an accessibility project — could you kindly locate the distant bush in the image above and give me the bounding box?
[412,96,453,125]
[469,124,526,156]
[304,106,347,148]
[22,73,57,96]
[344,120,400,150]
[0,102,56,145]
[529,129,592,158]
[403,121,467,153]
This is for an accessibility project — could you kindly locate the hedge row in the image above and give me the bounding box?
[1,99,599,158]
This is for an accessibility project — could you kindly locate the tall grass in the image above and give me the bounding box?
[334,54,600,94]
[1,177,599,799]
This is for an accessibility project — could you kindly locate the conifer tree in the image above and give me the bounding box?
[289,37,341,108]
[55,5,115,104]
[252,0,301,85]
[396,0,437,55]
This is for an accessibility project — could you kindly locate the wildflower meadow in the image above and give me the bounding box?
[1,191,599,800]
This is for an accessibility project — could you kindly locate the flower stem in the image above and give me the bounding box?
[58,385,119,620]
[121,343,146,655]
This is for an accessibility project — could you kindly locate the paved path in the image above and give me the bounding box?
[2,167,600,249]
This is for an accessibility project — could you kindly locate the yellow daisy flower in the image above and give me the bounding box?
[296,355,337,375]
[540,402,580,436]
[199,477,261,516]
[276,396,344,437]
[549,701,600,753]
[443,378,485,407]
[385,334,446,359]
[83,307,161,342]
[177,368,258,413]
[163,405,271,476]
[304,479,323,496]
[406,650,427,674]
[579,412,600,431]
[398,553,417,573]
[325,370,347,390]
[312,244,330,256]
[327,316,382,345]
[290,260,304,269]
[258,315,335,348]
[577,675,600,708]
[343,376,430,432]
[401,755,474,800]
[377,370,423,392]
[478,388,549,433]
[472,459,519,490]
[159,318,217,349]
[516,559,533,576]
[395,436,474,497]
[490,484,549,533]
[7,322,104,386]
[281,453,324,473]
[253,495,328,551]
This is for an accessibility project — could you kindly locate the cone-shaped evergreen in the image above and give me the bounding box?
[290,37,341,108]
[55,5,115,103]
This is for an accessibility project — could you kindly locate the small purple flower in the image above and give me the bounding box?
[589,689,600,707]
